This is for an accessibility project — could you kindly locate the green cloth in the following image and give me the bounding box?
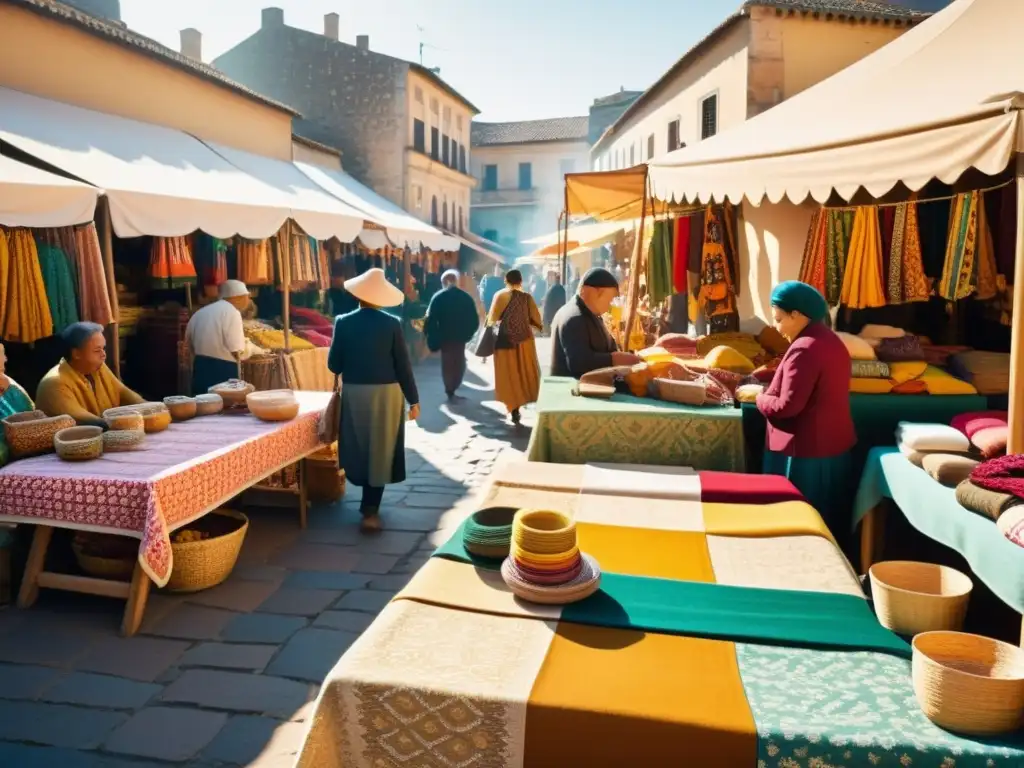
[647,220,673,307]
[35,243,79,333]
[854,447,1024,614]
[737,643,1024,766]
[528,376,744,470]
[770,279,828,323]
[0,383,34,467]
[763,449,851,532]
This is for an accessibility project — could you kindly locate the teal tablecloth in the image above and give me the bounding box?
[854,447,1024,614]
[526,376,744,470]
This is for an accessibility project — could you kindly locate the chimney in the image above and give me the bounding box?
[180,28,202,61]
[324,12,339,41]
[356,34,369,50]
[262,7,284,28]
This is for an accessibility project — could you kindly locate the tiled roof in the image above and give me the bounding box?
[752,0,931,20]
[4,0,300,115]
[471,117,590,147]
[292,133,342,157]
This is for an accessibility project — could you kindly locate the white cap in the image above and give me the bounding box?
[218,279,249,299]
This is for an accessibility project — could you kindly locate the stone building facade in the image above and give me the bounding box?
[214,7,478,229]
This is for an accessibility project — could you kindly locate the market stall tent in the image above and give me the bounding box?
[0,86,297,239]
[0,152,99,228]
[294,162,458,252]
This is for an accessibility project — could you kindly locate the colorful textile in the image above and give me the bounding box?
[972,425,1008,458]
[34,242,79,333]
[672,216,690,294]
[921,453,979,487]
[851,360,891,379]
[939,191,980,301]
[840,206,886,309]
[0,381,34,467]
[72,225,114,326]
[825,209,854,305]
[527,376,744,471]
[971,454,1024,498]
[698,205,737,321]
[697,470,805,504]
[955,478,1019,520]
[952,410,1008,439]
[236,239,271,285]
[647,219,673,307]
[0,392,328,586]
[897,202,931,303]
[148,236,197,290]
[919,364,979,395]
[1,229,54,343]
[798,208,827,295]
[874,334,924,363]
[975,190,999,300]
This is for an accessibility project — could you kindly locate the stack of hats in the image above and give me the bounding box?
[501,510,601,605]
[463,507,517,559]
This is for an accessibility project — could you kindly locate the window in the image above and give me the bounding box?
[430,97,439,115]
[441,134,450,165]
[701,94,718,140]
[450,137,458,168]
[430,127,440,160]
[443,105,452,130]
[458,206,464,235]
[482,164,498,191]
[413,119,425,153]
[518,162,532,190]
[459,145,467,174]
[559,158,576,176]
[414,86,424,104]
[646,134,655,160]
[629,143,635,166]
[431,196,438,225]
[414,185,424,211]
[667,119,680,151]
[442,201,448,230]
[456,115,463,131]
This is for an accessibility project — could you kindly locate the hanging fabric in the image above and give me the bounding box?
[698,205,737,325]
[672,216,690,295]
[237,239,271,285]
[2,229,54,343]
[899,203,931,304]
[825,209,854,305]
[839,206,886,309]
[798,209,827,296]
[974,191,998,301]
[36,241,79,333]
[194,233,228,288]
[887,205,906,303]
[939,191,979,302]
[879,206,896,286]
[148,236,198,290]
[647,219,673,307]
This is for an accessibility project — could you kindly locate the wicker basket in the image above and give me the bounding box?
[54,426,103,461]
[2,411,75,458]
[195,393,224,416]
[104,411,144,432]
[163,396,197,421]
[913,631,1024,735]
[164,509,249,593]
[307,459,345,503]
[210,380,254,408]
[103,429,145,453]
[72,536,136,581]
[869,561,973,635]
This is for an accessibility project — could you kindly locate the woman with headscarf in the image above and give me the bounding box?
[0,342,37,466]
[328,269,420,533]
[754,281,855,524]
[487,269,542,426]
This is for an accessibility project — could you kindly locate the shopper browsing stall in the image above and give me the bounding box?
[185,279,250,395]
[36,322,145,428]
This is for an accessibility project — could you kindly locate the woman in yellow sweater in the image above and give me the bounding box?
[36,322,145,427]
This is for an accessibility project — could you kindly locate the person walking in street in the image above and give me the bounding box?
[487,269,542,426]
[328,268,420,533]
[425,269,480,401]
[542,270,567,332]
[479,264,505,316]
[184,279,250,395]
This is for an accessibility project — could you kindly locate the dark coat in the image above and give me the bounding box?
[549,295,619,379]
[542,283,567,327]
[424,286,479,352]
[328,307,419,406]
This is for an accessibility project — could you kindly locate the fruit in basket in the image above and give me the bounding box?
[172,529,210,544]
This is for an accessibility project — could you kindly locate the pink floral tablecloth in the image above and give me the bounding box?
[0,392,330,587]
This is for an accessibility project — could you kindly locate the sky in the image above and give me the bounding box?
[120,0,742,122]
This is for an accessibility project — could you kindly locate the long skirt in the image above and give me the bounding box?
[191,355,238,397]
[763,448,851,532]
[338,382,406,488]
[493,337,540,412]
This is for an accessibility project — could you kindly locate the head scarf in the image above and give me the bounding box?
[770,280,828,324]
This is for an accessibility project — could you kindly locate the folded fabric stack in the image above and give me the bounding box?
[501,509,601,605]
[896,421,977,487]
[844,327,978,396]
[951,411,1008,459]
[957,456,1024,545]
[948,350,1010,395]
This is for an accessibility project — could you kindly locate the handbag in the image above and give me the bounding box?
[318,375,341,444]
[474,293,518,358]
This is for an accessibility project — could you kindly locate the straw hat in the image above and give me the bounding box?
[344,268,404,308]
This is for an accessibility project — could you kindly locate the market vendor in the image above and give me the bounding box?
[36,322,145,428]
[0,342,37,466]
[754,281,855,522]
[185,279,249,395]
[549,266,640,378]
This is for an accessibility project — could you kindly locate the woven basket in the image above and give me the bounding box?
[54,426,103,461]
[104,411,144,432]
[195,393,224,416]
[210,379,255,408]
[2,411,75,458]
[102,429,145,453]
[164,509,249,593]
[307,459,345,503]
[72,537,135,581]
[163,396,197,421]
[870,561,973,635]
[913,631,1024,735]
[502,553,602,605]
[464,506,517,559]
[512,509,576,555]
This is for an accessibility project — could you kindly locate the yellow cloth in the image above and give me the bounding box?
[888,361,927,385]
[36,361,145,426]
[850,377,893,394]
[704,345,755,374]
[2,230,54,343]
[756,326,789,356]
[840,207,886,309]
[245,328,314,351]
[702,501,837,546]
[696,333,762,360]
[575,522,715,582]
[919,365,978,395]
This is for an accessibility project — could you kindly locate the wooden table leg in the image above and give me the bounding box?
[17,525,53,609]
[859,505,885,575]
[298,459,308,530]
[121,562,151,637]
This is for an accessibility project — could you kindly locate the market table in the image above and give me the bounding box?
[527,376,744,470]
[0,392,329,635]
[297,461,1024,768]
[854,446,1024,643]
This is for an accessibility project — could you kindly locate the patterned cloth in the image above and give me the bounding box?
[0,392,329,586]
[527,376,744,471]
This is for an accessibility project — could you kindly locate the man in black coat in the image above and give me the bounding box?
[425,270,480,400]
[541,270,567,333]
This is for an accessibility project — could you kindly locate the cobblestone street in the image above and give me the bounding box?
[0,344,548,767]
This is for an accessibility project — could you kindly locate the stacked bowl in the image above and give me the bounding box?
[501,509,601,605]
[463,506,517,560]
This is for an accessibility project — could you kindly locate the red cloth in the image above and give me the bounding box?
[296,328,332,347]
[951,411,1008,440]
[756,322,855,459]
[971,455,1024,498]
[672,217,690,295]
[698,471,805,504]
[290,306,333,330]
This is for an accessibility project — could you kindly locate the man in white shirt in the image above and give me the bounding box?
[186,280,250,395]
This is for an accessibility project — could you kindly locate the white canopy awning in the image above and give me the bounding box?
[648,0,1023,205]
[523,220,628,249]
[206,143,366,243]
[0,153,99,228]
[357,228,392,251]
[0,86,297,239]
[295,162,459,251]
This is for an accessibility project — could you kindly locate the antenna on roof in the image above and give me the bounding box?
[416,24,446,68]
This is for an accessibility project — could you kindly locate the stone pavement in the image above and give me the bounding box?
[0,341,550,767]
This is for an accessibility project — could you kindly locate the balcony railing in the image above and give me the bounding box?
[471,187,537,206]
